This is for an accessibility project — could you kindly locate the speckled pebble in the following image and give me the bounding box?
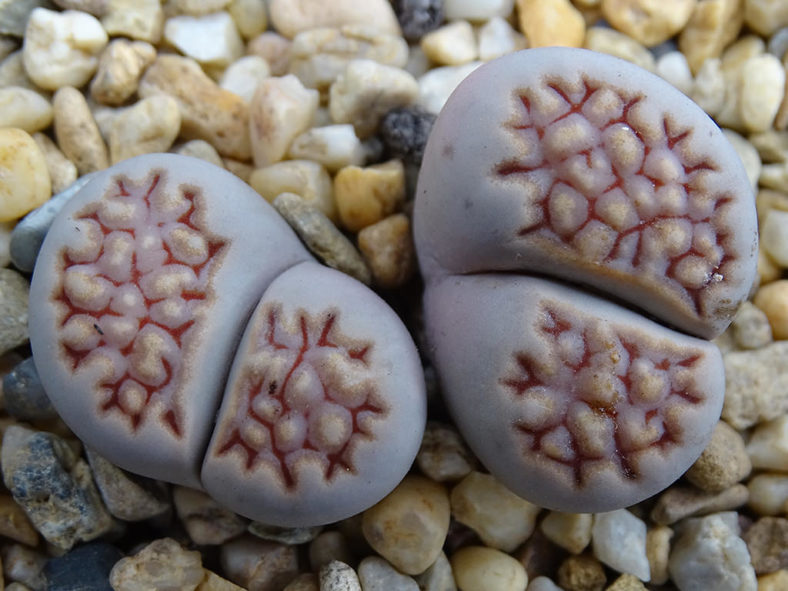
[0,269,30,355]
[668,512,756,591]
[44,542,123,591]
[393,0,444,42]
[742,517,788,574]
[358,556,419,591]
[722,342,788,429]
[2,357,56,421]
[604,574,646,591]
[319,561,362,591]
[52,86,109,175]
[85,448,170,522]
[731,301,773,349]
[362,475,450,575]
[274,192,371,284]
[451,546,528,591]
[90,39,157,106]
[379,106,435,167]
[1,425,113,551]
[540,512,593,555]
[557,554,606,591]
[591,510,650,582]
[110,538,204,591]
[651,484,749,526]
[358,213,416,289]
[685,420,751,492]
[450,471,541,553]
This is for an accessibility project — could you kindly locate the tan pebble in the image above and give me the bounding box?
[219,56,270,104]
[357,214,416,289]
[173,486,247,546]
[540,512,593,554]
[748,474,788,516]
[556,554,606,591]
[22,8,108,91]
[53,86,109,174]
[450,471,541,553]
[746,415,788,471]
[645,525,672,586]
[174,140,224,168]
[288,25,409,94]
[759,247,783,285]
[601,0,695,46]
[308,531,352,571]
[417,61,484,114]
[0,128,51,223]
[678,0,743,74]
[139,55,251,159]
[0,50,37,91]
[723,342,788,429]
[759,161,788,192]
[685,420,751,492]
[108,95,181,164]
[227,0,268,40]
[268,0,401,39]
[604,574,646,591]
[220,536,300,591]
[250,160,335,221]
[247,32,292,77]
[451,546,528,591]
[334,160,405,232]
[583,27,655,71]
[3,543,47,590]
[414,551,455,591]
[164,0,231,16]
[721,129,760,190]
[222,158,253,182]
[761,210,788,268]
[415,421,476,483]
[102,0,164,43]
[516,0,586,48]
[757,569,788,591]
[743,516,788,575]
[32,132,78,194]
[650,484,749,525]
[750,131,788,163]
[319,561,361,591]
[282,573,320,591]
[0,87,52,133]
[745,0,788,36]
[741,54,786,133]
[90,39,157,106]
[164,12,244,69]
[421,21,478,66]
[730,300,773,350]
[754,280,788,340]
[110,538,205,591]
[478,17,529,61]
[329,60,419,138]
[288,124,365,173]
[361,474,450,575]
[249,74,318,167]
[0,494,39,546]
[196,569,246,591]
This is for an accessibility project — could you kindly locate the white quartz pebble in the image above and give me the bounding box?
[417,62,483,114]
[219,55,271,103]
[421,21,478,66]
[668,513,756,591]
[478,17,528,61]
[591,510,650,581]
[164,12,243,68]
[655,51,694,95]
[526,577,563,591]
[740,54,786,133]
[22,8,108,91]
[747,474,788,515]
[288,124,365,172]
[761,209,788,267]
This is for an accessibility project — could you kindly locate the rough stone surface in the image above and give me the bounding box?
[1,425,113,551]
[362,475,450,575]
[273,192,371,285]
[90,39,157,106]
[219,55,270,103]
[110,538,204,591]
[722,342,788,429]
[678,0,743,73]
[85,448,170,522]
[139,55,251,159]
[0,127,50,222]
[0,269,30,355]
[107,95,181,164]
[450,471,542,552]
[646,525,673,586]
[0,493,39,546]
[3,543,48,591]
[591,510,650,582]
[668,512,756,591]
[743,517,788,574]
[392,0,444,42]
[557,554,606,591]
[173,486,247,546]
[52,86,109,175]
[22,7,108,90]
[685,420,751,492]
[379,106,435,166]
[288,124,365,173]
[2,356,56,420]
[651,484,749,525]
[308,531,351,571]
[731,301,773,349]
[415,422,476,483]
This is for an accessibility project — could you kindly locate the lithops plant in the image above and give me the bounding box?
[414,48,758,512]
[29,153,426,526]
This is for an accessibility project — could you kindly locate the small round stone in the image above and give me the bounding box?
[109,538,204,591]
[516,0,585,48]
[164,12,243,69]
[731,301,773,349]
[362,475,450,575]
[334,160,406,232]
[746,415,788,472]
[0,128,50,222]
[451,546,528,591]
[539,512,593,554]
[754,280,788,340]
[52,87,108,175]
[742,517,788,574]
[748,474,788,516]
[685,420,752,492]
[357,556,420,591]
[420,21,477,66]
[107,95,181,164]
[601,0,696,47]
[591,510,650,582]
[392,0,444,42]
[0,87,52,133]
[556,554,606,591]
[2,357,56,421]
[319,561,361,591]
[379,106,436,167]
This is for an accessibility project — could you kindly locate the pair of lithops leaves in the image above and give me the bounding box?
[30,47,757,526]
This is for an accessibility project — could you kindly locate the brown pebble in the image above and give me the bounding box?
[357,213,416,289]
[557,554,607,591]
[53,86,109,175]
[685,420,751,492]
[743,517,788,574]
[604,573,647,591]
[754,280,788,340]
[650,484,749,525]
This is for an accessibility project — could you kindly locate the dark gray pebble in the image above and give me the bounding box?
[379,106,436,167]
[3,357,57,421]
[392,0,444,42]
[44,542,123,591]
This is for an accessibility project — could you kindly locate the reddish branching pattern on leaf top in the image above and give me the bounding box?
[55,172,227,438]
[215,305,385,490]
[500,303,704,487]
[496,77,734,315]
